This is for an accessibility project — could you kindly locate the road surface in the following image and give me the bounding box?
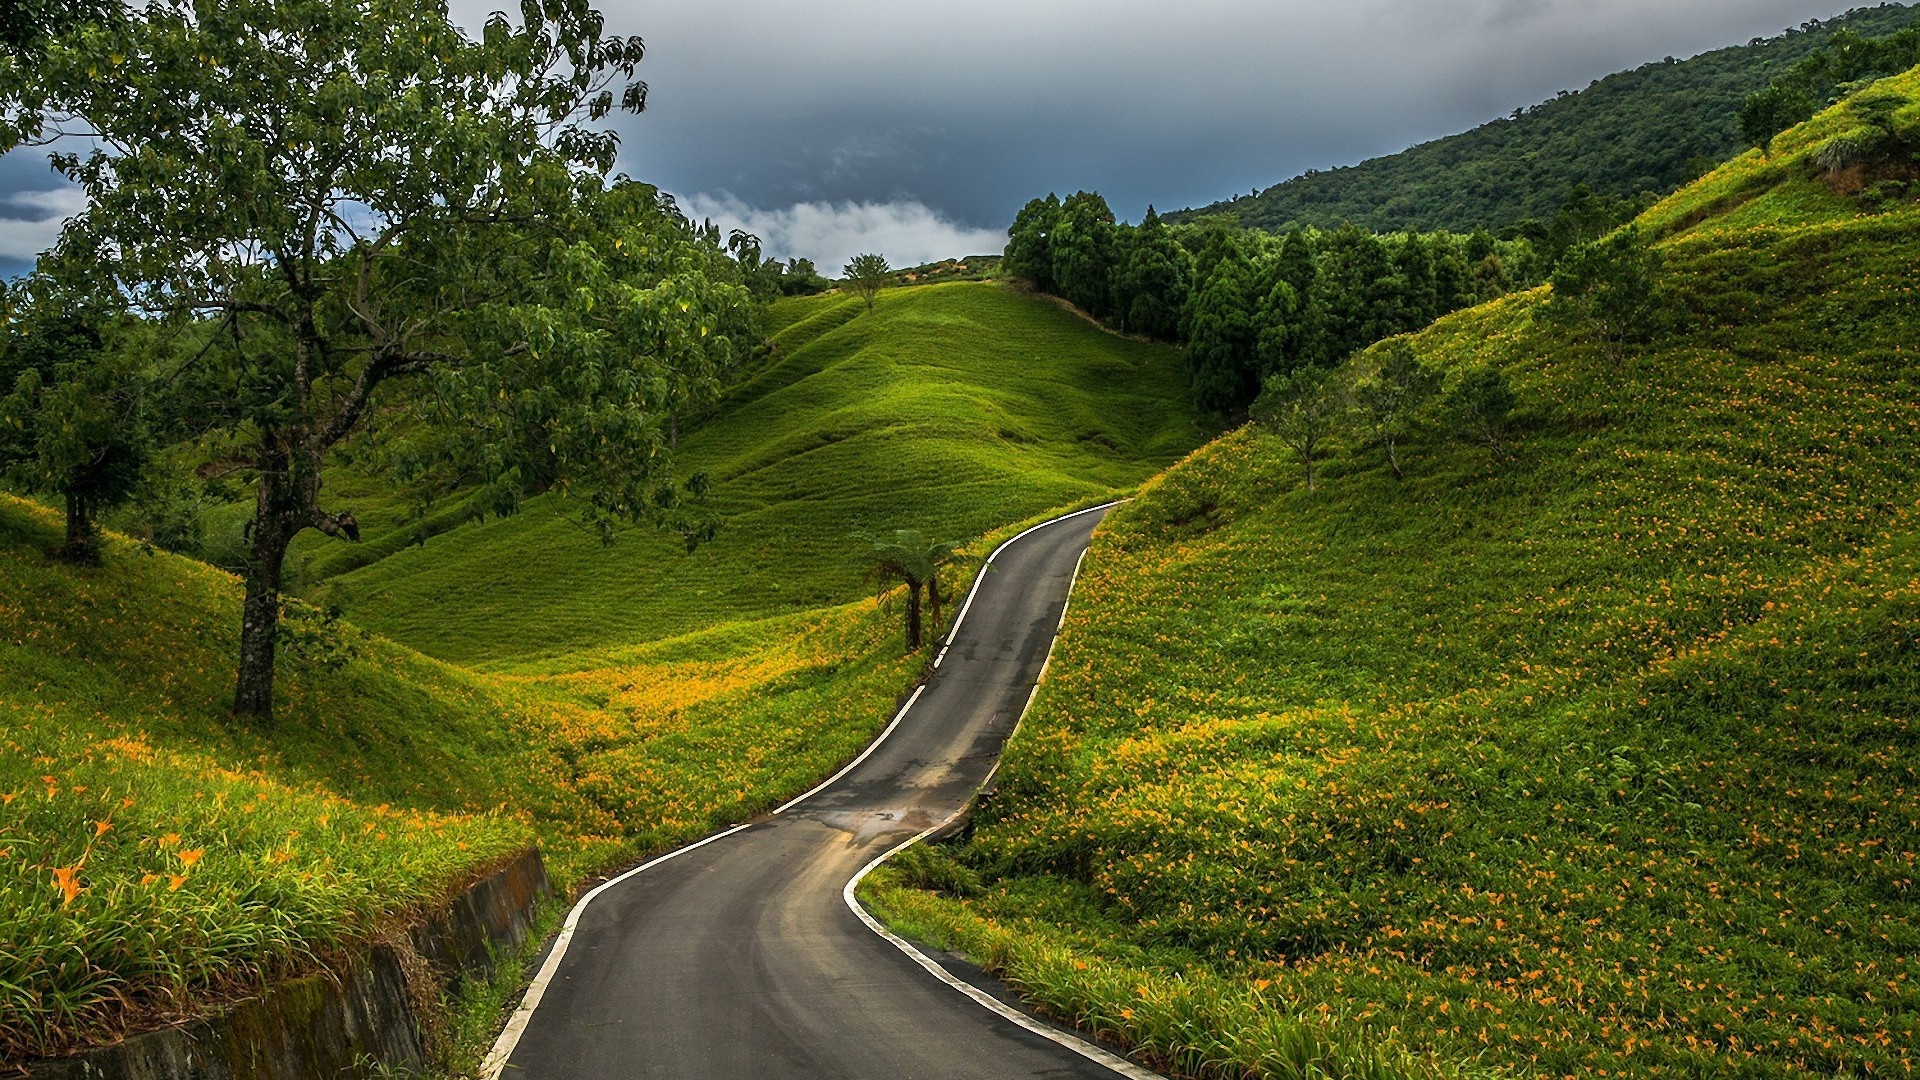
[491,504,1151,1079]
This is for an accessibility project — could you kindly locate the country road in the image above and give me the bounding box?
[488,503,1157,1080]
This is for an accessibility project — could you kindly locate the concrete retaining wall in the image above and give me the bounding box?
[23,848,551,1080]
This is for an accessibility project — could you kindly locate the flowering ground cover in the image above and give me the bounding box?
[0,494,918,1060]
[868,70,1920,1080]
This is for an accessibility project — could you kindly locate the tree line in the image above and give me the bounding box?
[1740,19,1920,149]
[0,0,766,721]
[1245,224,1664,491]
[1005,191,1548,415]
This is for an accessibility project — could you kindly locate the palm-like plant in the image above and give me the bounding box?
[858,528,960,651]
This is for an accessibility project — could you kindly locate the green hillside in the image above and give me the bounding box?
[315,282,1201,669]
[0,490,936,1060]
[1176,4,1919,234]
[872,70,1920,1079]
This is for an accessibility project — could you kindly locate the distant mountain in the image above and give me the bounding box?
[1174,3,1920,234]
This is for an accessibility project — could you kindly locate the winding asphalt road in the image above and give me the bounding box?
[488,505,1151,1080]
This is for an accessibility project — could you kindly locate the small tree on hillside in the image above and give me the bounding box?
[845,253,892,312]
[1350,339,1440,481]
[859,529,960,652]
[1549,227,1664,357]
[1250,366,1340,492]
[1446,365,1517,458]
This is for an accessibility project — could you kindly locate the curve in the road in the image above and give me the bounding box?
[484,502,1160,1080]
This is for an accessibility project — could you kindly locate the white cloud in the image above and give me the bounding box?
[676,193,1005,275]
[0,186,84,263]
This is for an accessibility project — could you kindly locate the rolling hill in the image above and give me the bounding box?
[1175,3,1920,235]
[872,66,1920,1079]
[310,281,1202,669]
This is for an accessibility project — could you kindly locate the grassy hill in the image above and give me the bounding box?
[311,281,1200,669]
[871,69,1920,1079]
[1175,4,1919,235]
[0,493,935,1061]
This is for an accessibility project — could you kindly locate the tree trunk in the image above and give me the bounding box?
[904,582,923,652]
[233,476,296,723]
[1386,437,1405,482]
[56,489,96,564]
[927,575,944,642]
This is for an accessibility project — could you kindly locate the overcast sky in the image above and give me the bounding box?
[0,0,1878,277]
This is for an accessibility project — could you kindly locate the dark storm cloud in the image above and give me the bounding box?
[0,0,1883,276]
[451,0,1856,262]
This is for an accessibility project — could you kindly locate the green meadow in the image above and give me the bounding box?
[308,282,1201,669]
[867,70,1920,1080]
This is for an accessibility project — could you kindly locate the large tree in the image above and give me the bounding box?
[1251,366,1340,493]
[1183,243,1263,416]
[35,0,751,721]
[1003,194,1061,294]
[1049,191,1117,319]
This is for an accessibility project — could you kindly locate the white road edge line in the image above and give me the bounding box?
[481,499,1124,1079]
[770,684,927,815]
[935,500,1117,669]
[480,822,753,1078]
[844,835,1161,1080]
[845,530,1166,1080]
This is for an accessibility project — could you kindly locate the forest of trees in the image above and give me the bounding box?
[1740,19,1920,147]
[1174,4,1920,235]
[1005,192,1557,415]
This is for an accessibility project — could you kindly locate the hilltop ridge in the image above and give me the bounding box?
[1175,3,1919,234]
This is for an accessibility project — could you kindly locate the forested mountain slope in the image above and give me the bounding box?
[874,67,1920,1080]
[1176,3,1919,234]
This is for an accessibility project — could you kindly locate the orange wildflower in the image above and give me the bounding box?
[51,865,82,906]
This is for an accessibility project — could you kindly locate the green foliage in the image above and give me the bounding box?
[1547,225,1666,354]
[28,0,750,718]
[1111,207,1189,339]
[1006,194,1528,417]
[1442,364,1516,457]
[1004,194,1062,294]
[1176,5,1920,234]
[0,277,149,563]
[0,0,118,145]
[1249,367,1339,492]
[1050,191,1119,320]
[1741,21,1920,149]
[888,73,1920,1079]
[857,528,961,652]
[1349,340,1440,481]
[1182,244,1264,415]
[844,252,893,311]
